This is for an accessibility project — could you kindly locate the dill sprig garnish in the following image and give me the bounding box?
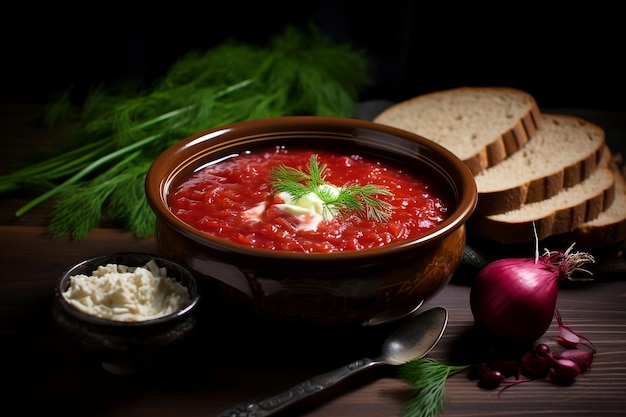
[269,154,394,222]
[0,24,371,240]
[399,358,470,417]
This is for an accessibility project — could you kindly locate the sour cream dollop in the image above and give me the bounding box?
[244,185,341,231]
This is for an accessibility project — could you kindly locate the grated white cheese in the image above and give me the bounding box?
[62,260,191,322]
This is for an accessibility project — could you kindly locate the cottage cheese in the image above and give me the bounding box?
[62,260,191,322]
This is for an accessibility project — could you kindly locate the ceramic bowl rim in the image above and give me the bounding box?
[145,116,478,260]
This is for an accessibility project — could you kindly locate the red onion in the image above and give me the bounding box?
[469,243,594,343]
[552,349,595,373]
[554,308,596,350]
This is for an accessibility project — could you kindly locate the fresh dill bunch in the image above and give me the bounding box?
[269,154,394,222]
[399,358,470,417]
[106,160,156,239]
[48,151,148,240]
[2,24,372,239]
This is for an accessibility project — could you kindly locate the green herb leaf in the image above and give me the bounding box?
[269,154,394,221]
[399,358,470,417]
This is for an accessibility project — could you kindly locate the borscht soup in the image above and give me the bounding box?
[168,146,454,253]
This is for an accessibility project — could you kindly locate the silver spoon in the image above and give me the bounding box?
[217,306,448,417]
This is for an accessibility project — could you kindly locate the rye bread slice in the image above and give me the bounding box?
[373,86,540,175]
[467,163,616,244]
[474,114,606,215]
[552,152,626,248]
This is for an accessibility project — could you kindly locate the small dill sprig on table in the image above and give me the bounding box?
[399,358,470,417]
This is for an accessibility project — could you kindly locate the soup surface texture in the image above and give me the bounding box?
[168,147,452,253]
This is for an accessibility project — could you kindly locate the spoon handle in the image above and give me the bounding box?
[217,357,381,417]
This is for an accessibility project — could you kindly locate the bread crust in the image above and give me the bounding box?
[558,216,626,249]
[552,162,626,248]
[373,86,541,175]
[476,147,605,215]
[474,115,606,215]
[467,168,616,243]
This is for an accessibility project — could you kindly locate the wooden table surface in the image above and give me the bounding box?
[2,103,626,417]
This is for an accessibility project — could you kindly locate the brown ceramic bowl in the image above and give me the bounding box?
[145,116,477,326]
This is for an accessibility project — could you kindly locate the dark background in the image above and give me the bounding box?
[2,1,624,111]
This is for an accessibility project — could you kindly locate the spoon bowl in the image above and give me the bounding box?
[380,306,448,365]
[218,306,448,417]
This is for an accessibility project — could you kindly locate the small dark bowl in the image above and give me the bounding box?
[145,116,477,326]
[52,252,200,374]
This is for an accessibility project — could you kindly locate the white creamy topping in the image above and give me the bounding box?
[62,260,191,322]
[243,185,341,231]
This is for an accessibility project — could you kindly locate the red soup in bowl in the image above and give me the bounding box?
[146,116,477,326]
[169,148,453,253]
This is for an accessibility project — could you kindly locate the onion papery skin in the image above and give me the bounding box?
[469,257,560,343]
